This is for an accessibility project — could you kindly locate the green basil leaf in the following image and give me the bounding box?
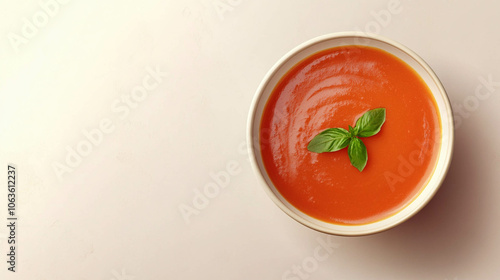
[307,128,351,153]
[306,107,384,172]
[348,125,356,136]
[354,108,386,137]
[348,138,368,172]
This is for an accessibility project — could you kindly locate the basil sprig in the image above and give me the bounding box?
[307,108,386,172]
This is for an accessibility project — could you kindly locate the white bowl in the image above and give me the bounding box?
[247,32,454,236]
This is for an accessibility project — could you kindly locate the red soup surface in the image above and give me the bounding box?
[260,45,441,225]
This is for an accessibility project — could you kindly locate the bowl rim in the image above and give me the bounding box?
[247,31,454,236]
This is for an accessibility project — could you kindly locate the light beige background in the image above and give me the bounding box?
[0,0,499,279]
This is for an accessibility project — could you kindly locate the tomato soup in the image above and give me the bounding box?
[260,45,440,225]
